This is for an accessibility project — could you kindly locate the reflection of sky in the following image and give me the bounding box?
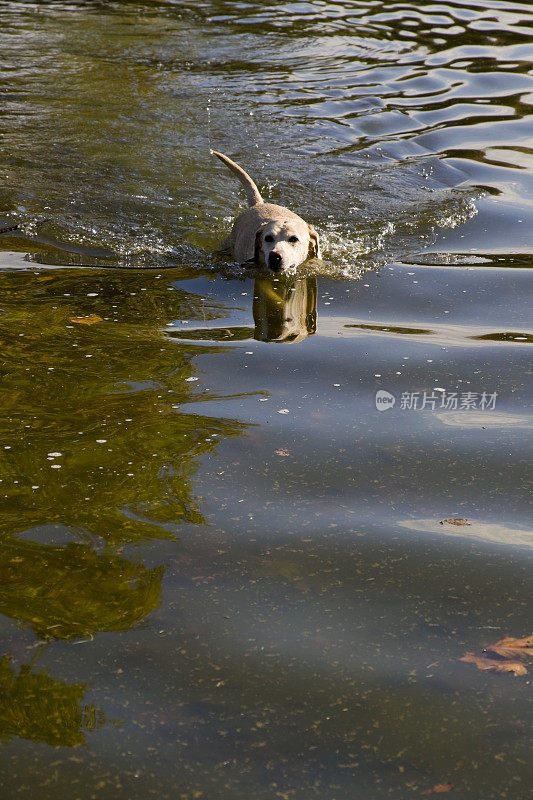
[435,410,531,428]
[320,316,533,346]
[399,517,533,548]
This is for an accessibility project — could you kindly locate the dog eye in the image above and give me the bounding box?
[264,234,274,243]
[288,235,299,243]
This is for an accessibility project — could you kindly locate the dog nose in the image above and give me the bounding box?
[268,251,282,270]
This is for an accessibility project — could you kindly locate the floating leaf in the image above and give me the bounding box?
[421,783,453,795]
[460,653,527,676]
[440,518,470,526]
[69,314,103,325]
[486,635,533,660]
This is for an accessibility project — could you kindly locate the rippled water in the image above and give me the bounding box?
[0,1,532,798]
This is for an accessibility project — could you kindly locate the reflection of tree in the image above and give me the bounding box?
[0,539,163,639]
[0,269,247,541]
[0,268,250,735]
[0,654,105,746]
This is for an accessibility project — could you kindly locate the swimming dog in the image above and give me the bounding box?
[212,150,320,271]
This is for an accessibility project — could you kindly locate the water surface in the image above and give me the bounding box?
[0,1,532,798]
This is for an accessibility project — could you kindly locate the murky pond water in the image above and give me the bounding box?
[0,1,532,798]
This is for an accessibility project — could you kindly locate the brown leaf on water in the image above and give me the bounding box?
[421,783,453,795]
[486,635,533,660]
[70,314,103,325]
[440,518,470,526]
[460,652,527,676]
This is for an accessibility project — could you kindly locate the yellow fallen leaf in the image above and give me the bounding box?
[460,652,527,676]
[421,782,453,794]
[70,314,103,325]
[487,634,533,660]
[421,783,453,795]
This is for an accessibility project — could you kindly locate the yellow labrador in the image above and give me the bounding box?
[212,150,320,271]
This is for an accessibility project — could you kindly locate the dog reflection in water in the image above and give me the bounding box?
[253,276,317,344]
[164,276,317,345]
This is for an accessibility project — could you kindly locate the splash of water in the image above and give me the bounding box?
[206,97,212,152]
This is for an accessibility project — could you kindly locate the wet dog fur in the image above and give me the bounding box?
[212,150,320,271]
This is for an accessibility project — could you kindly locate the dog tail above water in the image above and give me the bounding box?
[211,150,263,207]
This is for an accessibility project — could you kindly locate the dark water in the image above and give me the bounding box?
[0,1,532,798]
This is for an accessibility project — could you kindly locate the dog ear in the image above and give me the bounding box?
[254,227,265,265]
[307,224,321,259]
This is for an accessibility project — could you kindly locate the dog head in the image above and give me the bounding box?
[254,220,321,271]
